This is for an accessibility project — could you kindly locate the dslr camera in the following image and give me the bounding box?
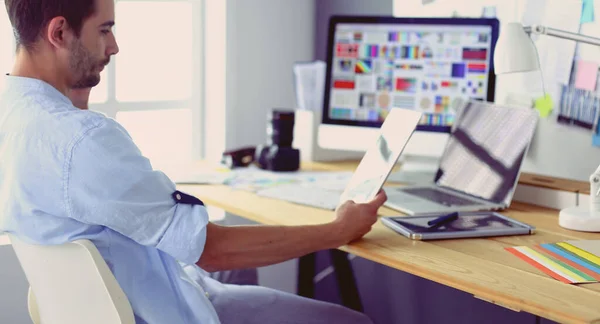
[255,110,300,172]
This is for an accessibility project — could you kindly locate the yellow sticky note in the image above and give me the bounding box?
[534,94,553,118]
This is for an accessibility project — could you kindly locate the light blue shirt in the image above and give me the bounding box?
[0,76,220,324]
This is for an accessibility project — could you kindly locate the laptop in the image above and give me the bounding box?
[384,100,538,216]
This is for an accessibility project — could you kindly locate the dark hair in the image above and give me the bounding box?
[4,0,96,50]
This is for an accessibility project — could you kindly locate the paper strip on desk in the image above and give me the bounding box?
[537,244,600,280]
[506,246,597,284]
[557,242,600,266]
[564,240,600,260]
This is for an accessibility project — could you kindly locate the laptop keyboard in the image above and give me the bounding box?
[402,187,481,207]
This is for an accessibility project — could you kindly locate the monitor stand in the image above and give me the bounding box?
[387,155,440,185]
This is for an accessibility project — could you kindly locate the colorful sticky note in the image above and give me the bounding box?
[534,94,553,118]
[575,60,599,91]
[581,0,595,23]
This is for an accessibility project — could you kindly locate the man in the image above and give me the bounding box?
[0,0,387,323]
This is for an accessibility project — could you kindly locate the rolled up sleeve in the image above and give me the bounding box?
[65,118,208,265]
[156,203,208,264]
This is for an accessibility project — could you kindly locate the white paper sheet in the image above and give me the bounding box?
[293,60,326,112]
[577,0,600,66]
[224,166,354,192]
[522,0,582,86]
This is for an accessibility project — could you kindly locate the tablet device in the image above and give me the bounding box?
[380,212,535,240]
[339,108,422,205]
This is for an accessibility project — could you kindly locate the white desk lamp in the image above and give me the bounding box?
[494,22,600,232]
[495,23,600,74]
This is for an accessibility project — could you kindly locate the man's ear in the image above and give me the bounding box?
[46,17,72,49]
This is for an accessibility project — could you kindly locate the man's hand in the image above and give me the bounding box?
[331,190,388,246]
[67,88,92,110]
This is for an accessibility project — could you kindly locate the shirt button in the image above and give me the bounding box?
[176,193,182,200]
[205,292,210,298]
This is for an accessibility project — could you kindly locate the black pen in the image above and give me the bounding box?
[427,212,459,228]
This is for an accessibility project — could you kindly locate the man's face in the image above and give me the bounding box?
[68,0,119,89]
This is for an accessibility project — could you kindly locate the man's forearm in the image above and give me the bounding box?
[197,223,343,272]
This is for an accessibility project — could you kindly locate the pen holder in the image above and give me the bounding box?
[293,109,363,162]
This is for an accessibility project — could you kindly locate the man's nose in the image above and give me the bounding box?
[108,35,119,56]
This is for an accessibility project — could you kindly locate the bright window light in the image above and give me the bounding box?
[89,70,108,104]
[115,1,193,102]
[115,108,193,168]
[0,6,14,89]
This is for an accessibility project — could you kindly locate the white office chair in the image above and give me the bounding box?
[8,234,135,324]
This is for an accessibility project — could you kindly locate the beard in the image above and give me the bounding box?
[70,39,108,89]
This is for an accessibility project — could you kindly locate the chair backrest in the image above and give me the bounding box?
[8,234,135,324]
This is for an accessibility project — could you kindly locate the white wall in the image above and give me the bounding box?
[226,0,316,150]
[315,0,394,60]
[204,0,316,160]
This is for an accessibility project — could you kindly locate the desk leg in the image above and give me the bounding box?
[297,253,316,298]
[330,250,364,312]
[535,315,541,324]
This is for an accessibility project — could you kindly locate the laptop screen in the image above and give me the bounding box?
[434,101,538,205]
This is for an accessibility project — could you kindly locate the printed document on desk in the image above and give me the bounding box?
[167,162,353,190]
[226,167,353,192]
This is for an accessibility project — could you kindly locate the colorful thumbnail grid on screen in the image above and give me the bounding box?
[328,24,491,128]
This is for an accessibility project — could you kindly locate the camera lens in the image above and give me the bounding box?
[267,109,295,147]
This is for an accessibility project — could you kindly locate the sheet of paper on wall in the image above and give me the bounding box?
[574,60,599,91]
[577,0,600,66]
[293,61,326,112]
[523,0,582,85]
[581,0,595,23]
[521,0,546,29]
[481,6,497,18]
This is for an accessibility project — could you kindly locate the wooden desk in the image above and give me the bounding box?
[179,161,600,324]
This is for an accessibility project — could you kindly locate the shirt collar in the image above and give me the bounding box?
[3,74,73,107]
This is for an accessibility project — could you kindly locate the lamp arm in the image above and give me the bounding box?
[527,25,600,46]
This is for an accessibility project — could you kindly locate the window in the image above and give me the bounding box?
[0,1,15,89]
[91,0,203,170]
[0,1,203,169]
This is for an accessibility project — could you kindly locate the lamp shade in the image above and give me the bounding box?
[494,23,540,74]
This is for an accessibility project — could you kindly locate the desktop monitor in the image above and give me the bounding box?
[318,16,499,176]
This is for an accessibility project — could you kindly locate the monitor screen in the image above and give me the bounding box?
[435,100,538,205]
[322,16,499,133]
